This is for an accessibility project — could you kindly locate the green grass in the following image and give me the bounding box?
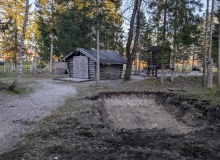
[6,86,31,95]
[0,66,17,78]
[186,85,220,105]
[0,66,39,94]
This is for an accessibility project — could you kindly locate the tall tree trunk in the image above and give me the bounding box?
[49,35,54,74]
[207,0,215,89]
[124,0,139,80]
[8,0,29,91]
[203,0,209,86]
[131,0,142,63]
[96,0,100,86]
[171,0,179,82]
[218,22,220,85]
[161,0,167,86]
[49,0,54,74]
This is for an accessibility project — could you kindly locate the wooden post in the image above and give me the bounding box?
[96,0,100,86]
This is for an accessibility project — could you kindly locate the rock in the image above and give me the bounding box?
[90,130,98,137]
[79,129,98,137]
[181,101,193,109]
[152,124,158,129]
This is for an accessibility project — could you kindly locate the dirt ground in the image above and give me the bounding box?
[0,77,220,160]
[104,97,194,134]
[0,79,77,155]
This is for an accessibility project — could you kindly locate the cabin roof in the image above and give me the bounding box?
[147,46,161,53]
[60,48,126,64]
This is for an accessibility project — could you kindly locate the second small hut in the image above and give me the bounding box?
[145,46,170,77]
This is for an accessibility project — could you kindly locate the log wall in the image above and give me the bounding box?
[100,65,123,80]
[67,57,123,80]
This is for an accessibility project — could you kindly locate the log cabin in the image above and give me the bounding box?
[60,48,126,80]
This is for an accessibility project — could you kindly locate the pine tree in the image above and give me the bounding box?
[148,0,203,76]
[35,0,124,62]
[139,14,153,62]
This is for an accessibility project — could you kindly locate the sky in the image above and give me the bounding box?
[29,0,210,15]
[27,0,212,32]
[30,0,35,11]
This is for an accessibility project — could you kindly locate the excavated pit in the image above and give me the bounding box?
[99,92,220,132]
[104,96,195,134]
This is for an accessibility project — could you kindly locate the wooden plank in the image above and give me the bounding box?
[73,56,88,78]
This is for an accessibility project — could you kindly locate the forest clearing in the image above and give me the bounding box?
[1,0,220,159]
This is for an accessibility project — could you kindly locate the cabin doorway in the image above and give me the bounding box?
[73,56,88,78]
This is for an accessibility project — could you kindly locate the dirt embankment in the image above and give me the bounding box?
[1,91,219,160]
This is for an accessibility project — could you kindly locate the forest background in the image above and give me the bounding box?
[0,0,220,88]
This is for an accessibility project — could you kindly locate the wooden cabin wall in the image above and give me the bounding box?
[100,64,123,80]
[88,59,96,80]
[67,58,123,80]
[88,60,123,80]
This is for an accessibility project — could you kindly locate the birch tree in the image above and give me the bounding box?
[8,0,29,91]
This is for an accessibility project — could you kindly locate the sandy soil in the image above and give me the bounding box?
[104,98,194,134]
[0,79,77,154]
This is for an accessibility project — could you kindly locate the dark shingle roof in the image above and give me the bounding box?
[147,46,161,53]
[61,48,126,64]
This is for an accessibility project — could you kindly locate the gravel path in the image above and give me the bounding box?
[0,79,77,154]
